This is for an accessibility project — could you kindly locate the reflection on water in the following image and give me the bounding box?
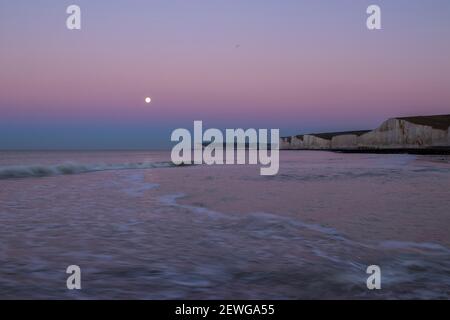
[0,151,449,299]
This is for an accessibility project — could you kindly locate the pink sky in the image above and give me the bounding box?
[1,0,450,148]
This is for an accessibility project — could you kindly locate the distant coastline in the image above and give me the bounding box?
[280,114,450,154]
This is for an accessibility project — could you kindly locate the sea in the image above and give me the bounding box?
[0,150,449,299]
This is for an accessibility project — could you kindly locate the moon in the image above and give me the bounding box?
[145,97,151,104]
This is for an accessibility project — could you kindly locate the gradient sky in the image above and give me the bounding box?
[1,0,450,149]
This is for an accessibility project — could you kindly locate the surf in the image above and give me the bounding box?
[0,161,179,180]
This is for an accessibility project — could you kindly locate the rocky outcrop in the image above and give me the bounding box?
[281,115,450,151]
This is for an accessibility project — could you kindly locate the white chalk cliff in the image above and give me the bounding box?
[280,115,450,150]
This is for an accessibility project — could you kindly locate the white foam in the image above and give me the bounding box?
[0,161,177,180]
[159,193,227,219]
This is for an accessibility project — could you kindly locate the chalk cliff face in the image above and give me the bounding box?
[281,115,450,150]
[357,118,448,149]
[303,135,331,149]
[280,136,305,149]
[280,135,331,149]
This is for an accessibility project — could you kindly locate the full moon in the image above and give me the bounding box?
[145,97,151,104]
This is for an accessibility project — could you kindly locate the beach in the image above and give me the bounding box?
[0,150,449,299]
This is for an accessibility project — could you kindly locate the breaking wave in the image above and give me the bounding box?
[0,161,181,180]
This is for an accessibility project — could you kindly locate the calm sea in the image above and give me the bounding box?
[0,150,449,299]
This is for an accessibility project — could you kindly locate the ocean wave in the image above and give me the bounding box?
[159,193,226,219]
[0,161,180,180]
